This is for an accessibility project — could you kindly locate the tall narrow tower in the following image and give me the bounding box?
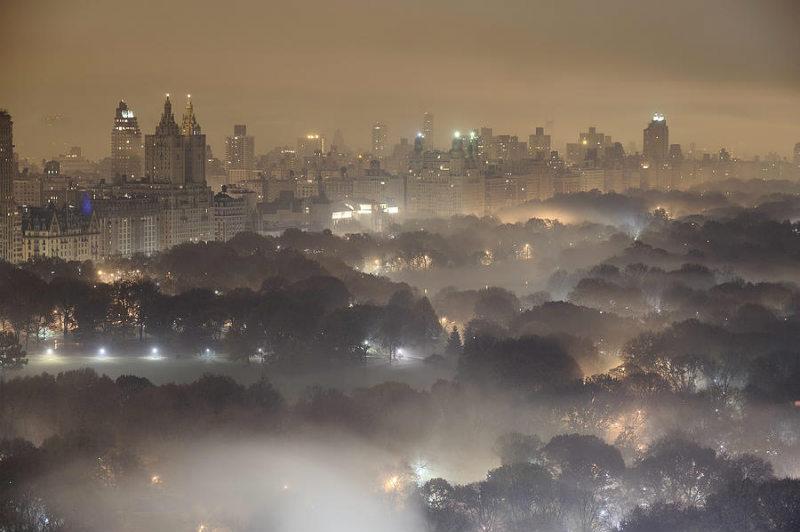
[0,111,13,262]
[372,122,388,159]
[144,94,206,186]
[422,112,434,150]
[145,95,182,184]
[111,100,142,184]
[180,95,201,136]
[225,124,255,181]
[180,95,206,185]
[643,113,669,166]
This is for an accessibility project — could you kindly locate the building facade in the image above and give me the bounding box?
[111,101,143,184]
[92,193,161,258]
[0,111,14,262]
[20,205,100,262]
[643,113,669,167]
[224,124,255,183]
[422,112,434,150]
[144,95,206,186]
[372,122,388,159]
[212,187,247,241]
[528,127,551,160]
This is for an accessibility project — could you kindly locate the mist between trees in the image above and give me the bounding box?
[3,179,800,530]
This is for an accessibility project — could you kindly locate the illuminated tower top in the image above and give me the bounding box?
[111,100,143,182]
[643,112,669,164]
[180,95,201,136]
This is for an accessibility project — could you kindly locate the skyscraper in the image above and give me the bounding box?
[423,112,434,150]
[225,124,255,181]
[180,96,201,136]
[180,96,206,185]
[0,111,13,261]
[372,122,388,159]
[111,100,142,184]
[145,95,181,183]
[566,126,612,164]
[144,95,206,186]
[643,113,669,166]
[528,127,551,159]
[794,142,800,166]
[297,134,325,157]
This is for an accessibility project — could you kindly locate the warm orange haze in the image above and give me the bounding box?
[1,1,800,531]
[2,0,800,160]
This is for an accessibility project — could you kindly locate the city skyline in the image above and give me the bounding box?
[4,2,800,530]
[4,95,800,165]
[2,0,799,160]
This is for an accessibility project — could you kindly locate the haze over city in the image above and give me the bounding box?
[2,1,800,531]
[2,0,800,160]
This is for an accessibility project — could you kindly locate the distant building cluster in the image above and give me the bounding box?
[1,106,799,264]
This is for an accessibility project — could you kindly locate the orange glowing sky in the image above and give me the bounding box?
[1,0,799,161]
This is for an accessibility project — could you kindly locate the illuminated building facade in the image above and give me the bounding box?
[92,193,161,258]
[405,174,484,219]
[20,205,100,262]
[297,134,325,158]
[528,127,551,160]
[111,101,142,184]
[422,112,434,150]
[224,124,255,182]
[0,111,14,261]
[144,95,206,186]
[566,127,613,164]
[371,122,388,159]
[212,186,246,241]
[643,113,669,166]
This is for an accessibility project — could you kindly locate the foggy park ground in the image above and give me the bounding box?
[5,184,800,530]
[3,0,800,527]
[20,350,453,400]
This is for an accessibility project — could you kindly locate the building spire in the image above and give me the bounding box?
[155,93,180,136]
[181,94,201,136]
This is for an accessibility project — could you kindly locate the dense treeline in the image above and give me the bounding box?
[4,184,800,530]
[0,252,441,365]
[2,369,800,531]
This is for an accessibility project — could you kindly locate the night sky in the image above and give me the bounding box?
[2,0,799,160]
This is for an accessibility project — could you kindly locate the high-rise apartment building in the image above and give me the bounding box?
[297,134,325,157]
[371,122,388,159]
[422,112,434,150]
[528,127,551,159]
[179,96,206,185]
[643,113,669,166]
[212,186,246,241]
[566,126,613,164]
[111,101,142,184]
[144,95,206,186]
[0,111,14,262]
[793,142,800,166]
[225,124,255,182]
